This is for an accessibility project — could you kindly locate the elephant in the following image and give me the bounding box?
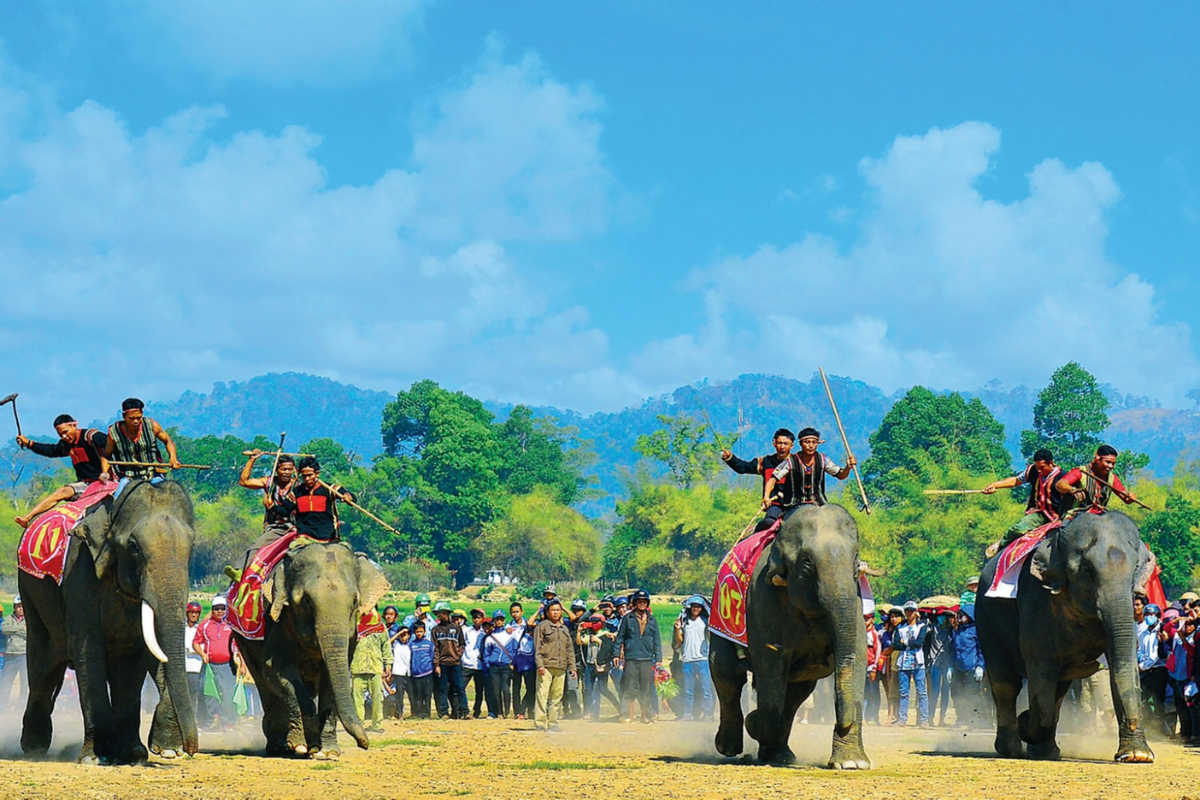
[710,503,870,769]
[232,539,389,757]
[976,510,1154,763]
[17,480,199,764]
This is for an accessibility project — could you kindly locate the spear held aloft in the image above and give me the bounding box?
[244,450,314,458]
[819,368,871,515]
[1079,468,1152,511]
[700,408,725,451]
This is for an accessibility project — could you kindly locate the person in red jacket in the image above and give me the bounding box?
[192,595,237,730]
[863,610,883,724]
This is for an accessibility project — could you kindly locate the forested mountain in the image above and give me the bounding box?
[136,371,1199,509]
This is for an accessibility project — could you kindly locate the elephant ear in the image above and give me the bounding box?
[355,554,390,616]
[76,503,114,580]
[263,563,288,623]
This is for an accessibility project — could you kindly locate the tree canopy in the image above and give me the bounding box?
[1020,362,1111,468]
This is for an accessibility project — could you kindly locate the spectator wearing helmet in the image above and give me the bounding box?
[408,621,436,718]
[184,601,209,727]
[403,593,436,635]
[462,608,488,719]
[1168,612,1196,742]
[672,596,713,721]
[482,610,515,718]
[891,600,931,727]
[0,595,27,712]
[616,589,662,724]
[192,595,237,730]
[534,598,576,731]
[950,604,987,729]
[431,601,468,719]
[506,602,538,719]
[1137,602,1170,734]
[563,599,589,718]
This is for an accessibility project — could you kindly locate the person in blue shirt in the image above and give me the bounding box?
[408,621,436,718]
[483,610,516,718]
[506,602,538,720]
[890,601,930,727]
[950,604,987,728]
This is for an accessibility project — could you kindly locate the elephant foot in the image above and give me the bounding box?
[994,727,1025,758]
[20,732,52,758]
[758,745,795,767]
[311,749,341,760]
[745,709,760,742]
[293,743,309,756]
[1115,730,1154,764]
[714,723,744,758]
[830,757,871,770]
[156,749,180,760]
[1026,740,1060,761]
[829,737,871,770]
[78,755,114,767]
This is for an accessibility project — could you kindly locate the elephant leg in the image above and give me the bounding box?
[18,593,66,756]
[149,661,183,757]
[746,652,799,766]
[315,678,341,758]
[108,658,150,765]
[240,647,292,756]
[709,637,749,758]
[69,630,116,764]
[1020,674,1066,761]
[989,669,1024,759]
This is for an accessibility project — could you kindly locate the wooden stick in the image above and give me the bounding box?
[1080,468,1152,511]
[923,489,986,495]
[243,450,314,458]
[737,494,779,541]
[109,461,211,471]
[266,432,286,495]
[320,480,401,535]
[700,408,725,450]
[819,367,871,515]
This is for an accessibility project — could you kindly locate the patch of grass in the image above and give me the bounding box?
[373,737,440,747]
[309,763,338,771]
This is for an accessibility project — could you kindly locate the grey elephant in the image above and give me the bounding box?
[233,540,389,757]
[710,504,870,769]
[976,510,1154,762]
[18,481,199,764]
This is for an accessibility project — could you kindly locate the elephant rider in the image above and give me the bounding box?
[228,451,299,577]
[721,428,798,533]
[103,398,182,482]
[761,428,855,514]
[403,594,436,634]
[982,448,1067,557]
[13,414,111,528]
[286,456,356,542]
[1054,445,1139,519]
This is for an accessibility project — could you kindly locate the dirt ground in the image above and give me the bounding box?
[0,711,1197,800]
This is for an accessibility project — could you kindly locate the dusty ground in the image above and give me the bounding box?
[0,712,1197,800]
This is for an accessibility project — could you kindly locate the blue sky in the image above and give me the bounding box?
[2,2,1199,428]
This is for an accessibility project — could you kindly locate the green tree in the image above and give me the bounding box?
[170,432,278,500]
[471,487,602,582]
[1020,362,1111,469]
[1140,495,1200,596]
[633,414,723,489]
[863,387,1009,504]
[495,407,590,504]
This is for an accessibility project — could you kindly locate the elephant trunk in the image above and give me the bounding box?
[142,543,199,755]
[1099,587,1142,735]
[815,543,866,738]
[317,622,370,750]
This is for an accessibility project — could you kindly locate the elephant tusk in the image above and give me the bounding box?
[142,601,169,663]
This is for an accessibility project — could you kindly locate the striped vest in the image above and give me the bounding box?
[108,419,162,480]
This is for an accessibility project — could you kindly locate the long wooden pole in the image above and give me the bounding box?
[923,489,986,496]
[819,367,871,515]
[244,450,313,458]
[266,432,287,495]
[319,480,402,535]
[700,408,725,450]
[109,461,212,471]
[1080,468,1152,511]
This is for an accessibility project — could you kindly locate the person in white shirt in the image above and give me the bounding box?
[462,608,487,718]
[672,596,714,720]
[183,601,208,726]
[389,627,414,719]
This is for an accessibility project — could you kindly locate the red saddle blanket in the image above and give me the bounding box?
[18,480,118,584]
[986,518,1062,599]
[228,531,320,640]
[709,520,782,646]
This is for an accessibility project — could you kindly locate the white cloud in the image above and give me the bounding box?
[0,42,627,425]
[631,122,1199,405]
[114,0,427,86]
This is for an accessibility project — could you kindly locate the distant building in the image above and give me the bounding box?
[469,566,520,586]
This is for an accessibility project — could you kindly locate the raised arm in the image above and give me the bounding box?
[720,451,760,476]
[239,450,269,489]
